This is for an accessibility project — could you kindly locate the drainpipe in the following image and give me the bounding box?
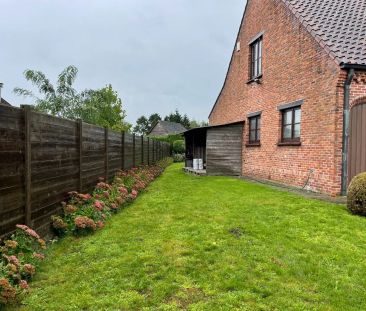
[341,68,355,196]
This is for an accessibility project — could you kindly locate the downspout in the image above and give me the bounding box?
[341,68,355,195]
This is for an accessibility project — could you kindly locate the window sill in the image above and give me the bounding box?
[277,141,301,147]
[246,142,261,147]
[247,75,263,84]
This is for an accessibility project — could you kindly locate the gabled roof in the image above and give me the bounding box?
[0,98,11,106]
[209,0,366,118]
[282,0,366,66]
[149,121,187,135]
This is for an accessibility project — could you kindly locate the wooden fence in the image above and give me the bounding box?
[0,105,170,237]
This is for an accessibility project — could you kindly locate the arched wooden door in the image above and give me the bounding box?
[349,103,366,184]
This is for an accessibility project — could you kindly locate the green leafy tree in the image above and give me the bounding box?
[164,109,183,124]
[181,114,191,129]
[134,113,162,135]
[14,66,80,119]
[80,85,131,132]
[173,140,185,154]
[190,120,209,128]
[148,113,162,130]
[133,116,150,135]
[163,110,192,129]
[14,66,131,131]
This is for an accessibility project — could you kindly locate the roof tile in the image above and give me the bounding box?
[282,0,366,65]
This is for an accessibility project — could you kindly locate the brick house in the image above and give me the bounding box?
[201,0,366,196]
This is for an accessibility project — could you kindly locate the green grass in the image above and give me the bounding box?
[10,164,366,310]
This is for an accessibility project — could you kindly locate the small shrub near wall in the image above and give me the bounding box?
[0,225,46,306]
[173,153,185,163]
[51,158,173,237]
[0,157,173,307]
[347,172,366,216]
[172,140,185,154]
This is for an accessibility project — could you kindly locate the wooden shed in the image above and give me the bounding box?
[184,122,244,176]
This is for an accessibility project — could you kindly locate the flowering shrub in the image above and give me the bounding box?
[50,157,173,238]
[0,225,46,306]
[0,157,172,307]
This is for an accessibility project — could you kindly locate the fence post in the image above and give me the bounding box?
[105,127,109,182]
[132,133,136,167]
[23,105,32,226]
[121,131,125,170]
[141,135,144,164]
[147,137,150,165]
[78,119,83,192]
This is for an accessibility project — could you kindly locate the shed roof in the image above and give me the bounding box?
[0,98,11,106]
[183,121,244,136]
[149,121,187,135]
[282,0,366,66]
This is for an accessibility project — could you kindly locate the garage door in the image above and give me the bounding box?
[349,103,366,183]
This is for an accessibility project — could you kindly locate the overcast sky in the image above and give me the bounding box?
[0,0,245,124]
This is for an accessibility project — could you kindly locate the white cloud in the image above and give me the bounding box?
[0,0,245,123]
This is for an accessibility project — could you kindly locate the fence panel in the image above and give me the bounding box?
[135,135,142,166]
[108,131,122,182]
[124,133,134,169]
[143,137,149,164]
[0,106,25,236]
[0,106,170,237]
[30,112,79,231]
[82,123,105,192]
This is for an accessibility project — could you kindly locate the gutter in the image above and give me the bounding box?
[341,63,366,71]
[341,68,355,195]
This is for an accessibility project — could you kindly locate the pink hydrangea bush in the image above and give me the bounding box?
[0,158,172,307]
[51,158,173,237]
[0,225,46,306]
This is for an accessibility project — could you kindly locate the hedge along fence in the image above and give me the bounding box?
[0,105,171,237]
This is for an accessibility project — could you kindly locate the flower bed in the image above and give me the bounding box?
[0,158,172,307]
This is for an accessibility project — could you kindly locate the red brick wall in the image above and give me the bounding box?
[208,0,362,195]
[350,72,366,108]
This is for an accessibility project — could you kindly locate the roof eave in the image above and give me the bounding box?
[183,120,245,136]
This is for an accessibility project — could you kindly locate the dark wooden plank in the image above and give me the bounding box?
[206,124,243,176]
[78,119,83,192]
[121,132,125,170]
[132,134,136,167]
[24,105,32,226]
[105,128,109,181]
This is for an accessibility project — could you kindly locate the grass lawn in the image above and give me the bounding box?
[10,163,366,310]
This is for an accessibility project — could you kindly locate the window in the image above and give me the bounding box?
[249,115,261,143]
[250,37,262,79]
[281,106,301,142]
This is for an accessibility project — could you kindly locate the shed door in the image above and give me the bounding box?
[349,103,366,183]
[206,124,243,176]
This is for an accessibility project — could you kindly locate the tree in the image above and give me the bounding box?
[133,116,150,135]
[181,114,191,129]
[133,113,162,135]
[148,113,162,129]
[14,66,80,119]
[190,120,209,129]
[80,85,131,132]
[164,109,183,124]
[14,66,131,131]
